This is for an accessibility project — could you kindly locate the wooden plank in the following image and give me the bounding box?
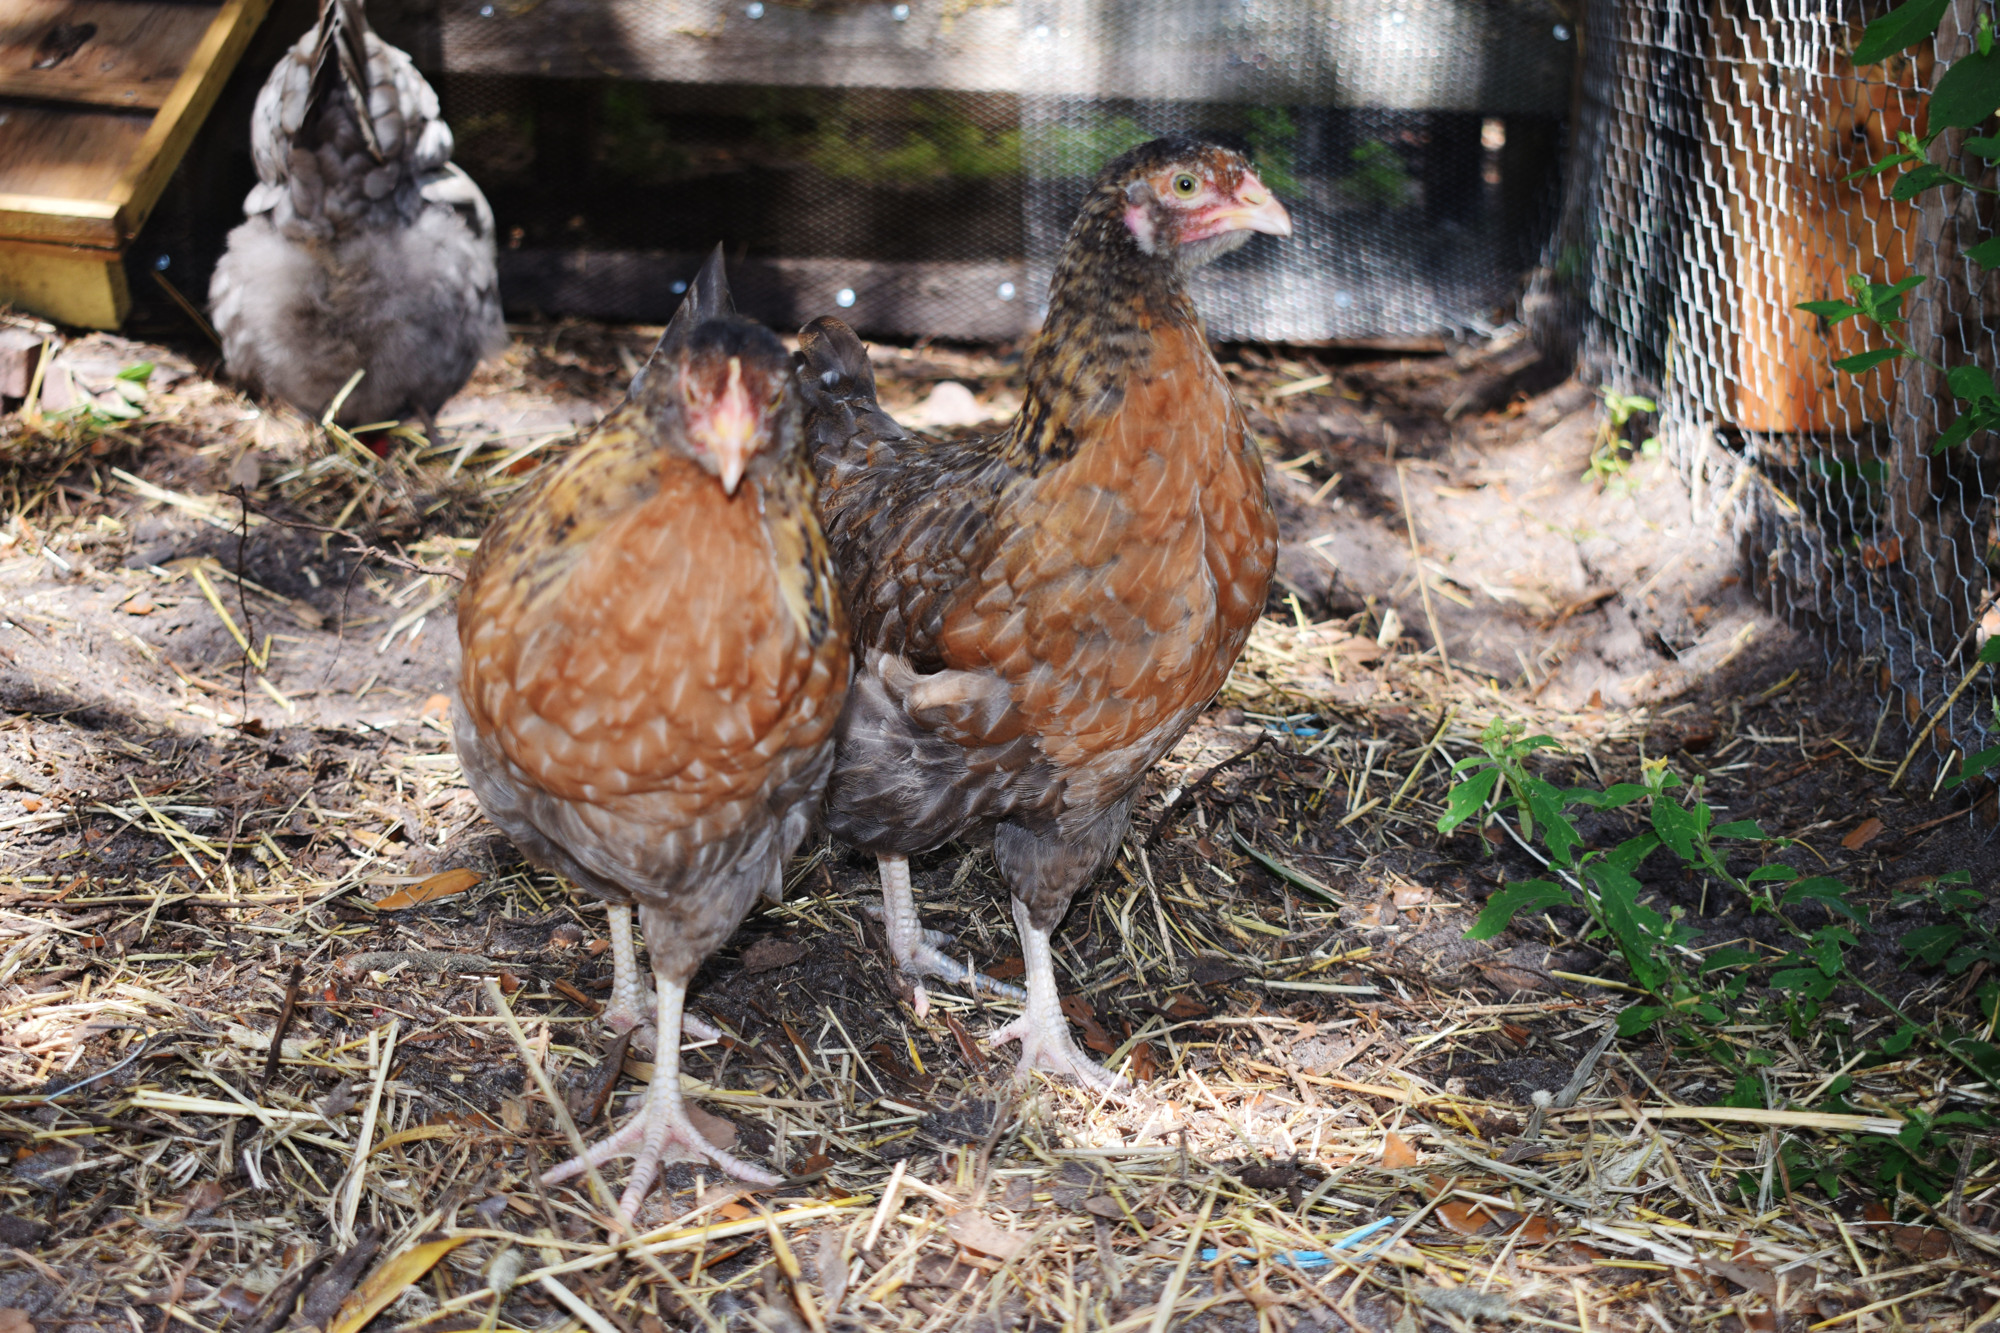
[0,242,129,328]
[0,0,219,112]
[0,193,122,249]
[110,0,274,232]
[0,104,147,242]
[443,0,1018,93]
[501,250,1032,341]
[441,0,1572,113]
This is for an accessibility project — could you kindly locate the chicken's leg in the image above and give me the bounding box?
[876,854,1026,1020]
[602,903,719,1045]
[544,974,780,1220]
[986,898,1129,1097]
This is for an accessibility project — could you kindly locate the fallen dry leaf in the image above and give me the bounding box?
[326,1235,469,1333]
[1059,995,1116,1055]
[374,867,483,911]
[945,1209,1025,1260]
[419,694,452,720]
[741,936,808,974]
[1380,1132,1419,1168]
[1840,817,1886,851]
[0,1311,33,1333]
[1860,537,1902,570]
[1128,1041,1158,1082]
[990,956,1026,980]
[686,1104,738,1152]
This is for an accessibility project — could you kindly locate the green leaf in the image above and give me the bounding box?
[1967,237,2000,269]
[1711,819,1768,840]
[1797,298,1863,323]
[1891,163,1955,199]
[1851,0,1948,64]
[115,361,155,384]
[1902,922,1965,966]
[1950,364,2000,401]
[1616,1005,1664,1037]
[1437,767,1500,834]
[1942,741,2000,789]
[1967,135,2000,156]
[1701,947,1760,973]
[1651,799,1702,861]
[1464,880,1573,942]
[1771,967,1837,999]
[1932,412,1979,453]
[1833,348,1908,373]
[1748,865,1800,882]
[1568,783,1653,810]
[1523,775,1582,868]
[1880,1022,1920,1055]
[1932,47,2000,129]
[1589,860,1667,990]
[1844,149,1923,179]
[1723,1075,1767,1108]
[1783,877,1867,923]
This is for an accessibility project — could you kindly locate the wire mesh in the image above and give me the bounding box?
[1534,0,2000,780]
[433,0,1574,342]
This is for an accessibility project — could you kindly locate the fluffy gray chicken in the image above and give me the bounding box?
[209,0,504,433]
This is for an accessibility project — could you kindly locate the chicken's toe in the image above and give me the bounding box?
[987,1010,1131,1098]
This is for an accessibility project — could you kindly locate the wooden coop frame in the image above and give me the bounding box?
[0,0,272,330]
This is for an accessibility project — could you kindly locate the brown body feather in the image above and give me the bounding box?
[802,138,1280,936]
[457,314,846,986]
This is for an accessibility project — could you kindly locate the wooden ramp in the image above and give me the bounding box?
[0,0,271,329]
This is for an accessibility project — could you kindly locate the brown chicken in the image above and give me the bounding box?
[455,250,848,1213]
[799,137,1289,1091]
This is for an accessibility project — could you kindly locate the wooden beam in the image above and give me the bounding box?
[0,0,219,112]
[0,243,130,329]
[440,0,1573,114]
[110,0,275,236]
[0,194,124,250]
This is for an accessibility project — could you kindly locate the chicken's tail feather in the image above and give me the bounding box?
[308,0,382,161]
[630,245,733,398]
[798,316,908,476]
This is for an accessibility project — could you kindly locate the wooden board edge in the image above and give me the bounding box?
[110,0,276,234]
[0,195,124,250]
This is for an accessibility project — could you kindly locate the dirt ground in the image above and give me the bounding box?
[0,310,1994,1333]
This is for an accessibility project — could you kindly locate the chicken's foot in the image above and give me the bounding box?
[986,898,1130,1099]
[544,976,779,1220]
[875,854,1026,1020]
[603,902,720,1047]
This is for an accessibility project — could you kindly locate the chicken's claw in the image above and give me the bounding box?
[986,1010,1131,1099]
[866,861,1026,1021]
[545,979,778,1223]
[988,901,1133,1100]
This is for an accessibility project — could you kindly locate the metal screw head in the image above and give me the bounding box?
[835,288,856,308]
[1031,23,1049,38]
[479,4,493,14]
[154,254,171,271]
[891,3,910,19]
[670,280,688,295]
[745,2,764,17]
[997,282,1016,301]
[1553,22,1571,39]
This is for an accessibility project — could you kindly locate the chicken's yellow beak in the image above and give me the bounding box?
[1219,170,1293,237]
[705,356,759,496]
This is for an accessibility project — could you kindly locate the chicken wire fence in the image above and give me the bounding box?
[422,0,1575,342]
[1530,0,2000,781]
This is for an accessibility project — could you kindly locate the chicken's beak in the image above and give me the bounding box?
[705,356,759,496]
[1225,171,1294,236]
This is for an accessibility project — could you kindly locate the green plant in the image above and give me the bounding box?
[1441,717,1999,1196]
[1340,139,1412,209]
[1583,386,1660,487]
[1799,0,2000,453]
[1244,107,1301,197]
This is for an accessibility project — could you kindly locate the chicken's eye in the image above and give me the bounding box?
[1171,172,1199,197]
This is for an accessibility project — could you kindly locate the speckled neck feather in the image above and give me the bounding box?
[1007,138,1237,469]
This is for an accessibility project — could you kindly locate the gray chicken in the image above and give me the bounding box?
[209,0,504,433]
